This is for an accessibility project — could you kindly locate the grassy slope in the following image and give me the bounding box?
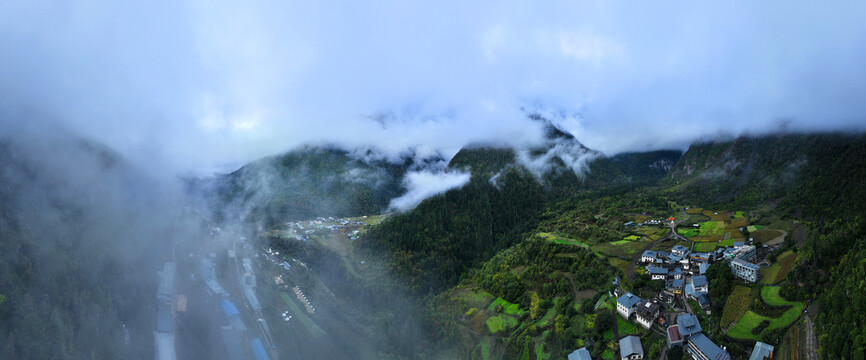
[727,287,805,340]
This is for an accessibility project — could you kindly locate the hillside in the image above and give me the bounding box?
[360,120,681,298]
[0,136,178,359]
[201,146,416,226]
[405,132,866,359]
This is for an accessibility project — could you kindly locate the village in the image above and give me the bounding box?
[568,208,794,360]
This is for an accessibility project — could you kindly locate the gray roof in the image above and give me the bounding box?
[734,241,745,247]
[688,333,730,360]
[732,258,761,271]
[749,342,775,360]
[156,303,174,333]
[642,250,657,258]
[636,300,660,317]
[672,245,689,253]
[691,275,709,287]
[619,335,644,358]
[696,292,710,306]
[157,262,176,303]
[617,293,642,308]
[568,347,592,360]
[648,266,669,275]
[699,263,710,274]
[668,279,684,288]
[677,313,702,337]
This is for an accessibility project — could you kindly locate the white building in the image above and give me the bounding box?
[617,293,642,318]
[691,275,709,293]
[731,258,760,283]
[619,336,644,360]
[641,250,658,263]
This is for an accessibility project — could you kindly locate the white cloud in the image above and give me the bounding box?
[2,1,866,175]
[389,170,471,211]
[557,31,625,64]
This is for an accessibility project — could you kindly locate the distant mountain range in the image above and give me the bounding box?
[200,115,683,225]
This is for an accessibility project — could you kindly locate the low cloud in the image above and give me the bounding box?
[2,1,866,175]
[389,170,471,211]
[516,139,600,178]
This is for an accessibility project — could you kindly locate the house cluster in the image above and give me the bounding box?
[642,241,761,303]
[568,335,645,360]
[625,218,664,228]
[286,217,368,241]
[667,313,731,360]
[573,297,773,360]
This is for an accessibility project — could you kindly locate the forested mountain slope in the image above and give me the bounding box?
[200,146,417,226]
[361,121,681,297]
[0,136,177,359]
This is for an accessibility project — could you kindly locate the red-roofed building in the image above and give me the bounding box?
[667,325,683,347]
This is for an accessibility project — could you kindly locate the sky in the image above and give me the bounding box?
[2,0,866,176]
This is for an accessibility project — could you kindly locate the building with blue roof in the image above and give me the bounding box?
[685,333,730,360]
[691,275,709,293]
[648,266,669,280]
[672,245,690,256]
[641,250,658,263]
[617,293,642,318]
[667,279,685,294]
[250,338,270,360]
[698,263,710,275]
[220,300,240,318]
[677,313,702,337]
[730,258,760,282]
[156,304,175,333]
[568,347,592,360]
[749,342,774,360]
[696,293,711,312]
[619,335,644,360]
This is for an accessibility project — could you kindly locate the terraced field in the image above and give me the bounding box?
[591,239,650,258]
[728,286,805,340]
[720,286,752,328]
[538,232,590,248]
[761,250,798,284]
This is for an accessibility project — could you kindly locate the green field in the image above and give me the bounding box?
[761,250,798,284]
[635,227,666,240]
[601,349,615,360]
[720,286,752,328]
[280,292,326,337]
[699,221,727,236]
[678,228,700,238]
[617,316,637,335]
[534,298,559,327]
[454,287,496,308]
[747,225,765,232]
[486,314,519,334]
[734,211,745,218]
[538,232,589,248]
[592,240,649,258]
[727,286,805,340]
[488,297,522,315]
[695,242,718,252]
[623,235,641,241]
[481,342,490,360]
[752,229,783,243]
[534,342,549,360]
[608,257,630,274]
